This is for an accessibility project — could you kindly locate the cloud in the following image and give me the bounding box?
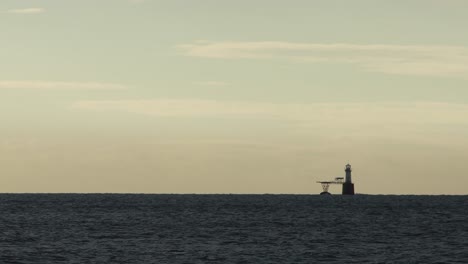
[0,81,127,90]
[7,8,45,14]
[128,0,147,3]
[74,99,274,118]
[72,99,468,127]
[194,81,230,87]
[177,41,468,78]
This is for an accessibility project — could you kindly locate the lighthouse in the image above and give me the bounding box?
[342,164,355,195]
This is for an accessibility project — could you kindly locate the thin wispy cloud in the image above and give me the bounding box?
[194,81,230,87]
[0,81,127,90]
[7,8,45,14]
[128,0,147,4]
[73,99,468,127]
[178,41,468,78]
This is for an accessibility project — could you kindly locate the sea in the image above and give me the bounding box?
[0,194,467,263]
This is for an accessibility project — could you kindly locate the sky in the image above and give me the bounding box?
[1,0,468,194]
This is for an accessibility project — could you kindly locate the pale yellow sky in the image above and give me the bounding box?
[1,0,468,194]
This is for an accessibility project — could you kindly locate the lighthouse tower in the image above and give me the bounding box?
[342,164,355,195]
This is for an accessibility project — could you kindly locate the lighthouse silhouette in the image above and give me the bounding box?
[342,164,355,195]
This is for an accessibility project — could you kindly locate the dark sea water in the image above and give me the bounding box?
[1,194,467,263]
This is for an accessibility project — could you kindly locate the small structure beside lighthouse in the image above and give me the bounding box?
[342,164,355,195]
[317,163,356,195]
